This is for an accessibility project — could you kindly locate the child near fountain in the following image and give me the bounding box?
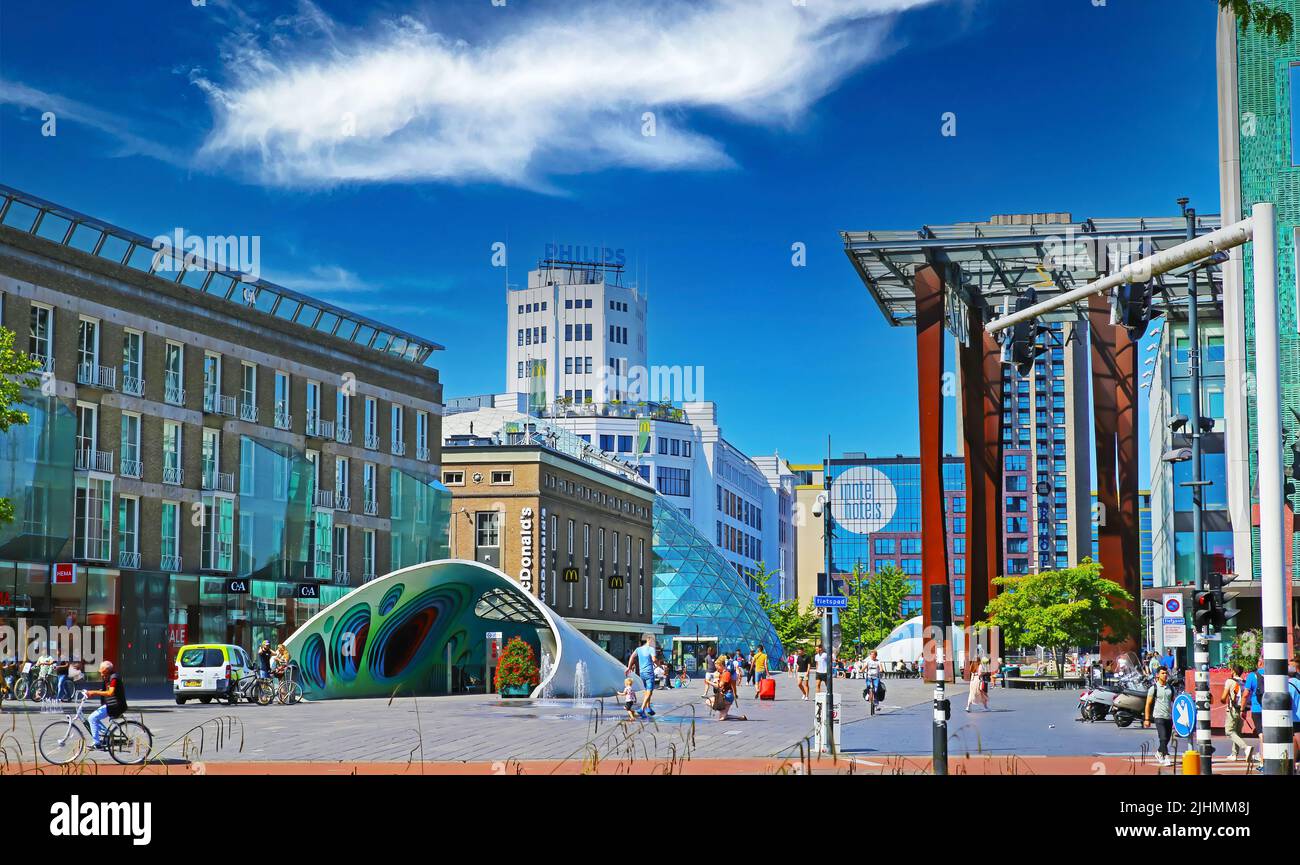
[621,677,638,720]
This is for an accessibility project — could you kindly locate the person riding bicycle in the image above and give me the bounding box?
[863,650,884,703]
[82,661,127,750]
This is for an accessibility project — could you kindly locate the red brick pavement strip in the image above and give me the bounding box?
[4,755,1185,776]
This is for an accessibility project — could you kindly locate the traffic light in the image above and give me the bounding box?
[1192,590,1214,630]
[1207,572,1240,630]
[1002,290,1051,377]
[929,584,952,630]
[1110,282,1154,341]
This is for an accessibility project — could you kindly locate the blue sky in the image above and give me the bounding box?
[0,0,1222,468]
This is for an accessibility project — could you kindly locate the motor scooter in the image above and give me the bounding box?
[1078,683,1117,722]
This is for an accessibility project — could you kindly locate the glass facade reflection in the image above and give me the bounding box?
[238,435,313,580]
[0,392,75,561]
[389,467,451,569]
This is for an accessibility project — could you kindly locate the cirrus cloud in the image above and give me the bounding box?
[195,0,938,190]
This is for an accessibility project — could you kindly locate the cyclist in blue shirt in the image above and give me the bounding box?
[624,635,657,719]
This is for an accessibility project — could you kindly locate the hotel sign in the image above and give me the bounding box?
[519,507,535,591]
[829,466,898,535]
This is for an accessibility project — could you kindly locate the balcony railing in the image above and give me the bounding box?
[205,392,237,416]
[364,499,378,516]
[160,553,182,572]
[274,406,292,430]
[335,425,353,445]
[118,550,140,570]
[306,415,335,439]
[391,439,406,457]
[313,489,335,510]
[165,380,186,406]
[336,494,350,512]
[77,363,116,390]
[162,466,184,485]
[240,402,259,423]
[333,569,351,586]
[364,433,379,450]
[29,354,54,374]
[416,445,430,461]
[202,470,235,493]
[75,448,114,473]
[121,375,145,397]
[120,457,142,479]
[362,572,377,584]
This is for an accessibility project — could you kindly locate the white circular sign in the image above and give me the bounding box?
[830,466,898,535]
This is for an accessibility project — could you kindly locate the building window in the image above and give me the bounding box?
[161,501,180,570]
[120,412,141,478]
[162,421,182,484]
[74,476,112,561]
[442,470,464,485]
[336,456,350,507]
[121,329,143,395]
[117,495,140,568]
[391,405,405,455]
[364,398,378,449]
[203,352,222,412]
[363,529,376,579]
[29,303,53,366]
[164,341,185,405]
[656,466,691,497]
[416,411,429,460]
[490,470,513,485]
[476,511,500,548]
[274,371,291,429]
[241,362,258,421]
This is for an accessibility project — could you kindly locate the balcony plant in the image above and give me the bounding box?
[494,636,540,697]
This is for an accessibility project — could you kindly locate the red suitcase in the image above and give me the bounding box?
[758,677,776,700]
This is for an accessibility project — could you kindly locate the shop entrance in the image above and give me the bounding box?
[673,638,717,675]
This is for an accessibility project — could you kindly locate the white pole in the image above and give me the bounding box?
[1251,202,1294,775]
[985,217,1255,334]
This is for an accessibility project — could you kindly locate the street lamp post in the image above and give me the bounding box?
[814,487,836,757]
[1180,198,1214,776]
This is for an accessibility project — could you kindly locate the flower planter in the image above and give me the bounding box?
[499,684,532,698]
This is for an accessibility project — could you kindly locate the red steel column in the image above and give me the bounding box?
[916,265,953,681]
[1114,319,1141,628]
[960,307,1003,665]
[1089,298,1133,661]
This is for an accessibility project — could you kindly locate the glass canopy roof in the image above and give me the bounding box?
[840,213,1226,329]
[0,184,443,366]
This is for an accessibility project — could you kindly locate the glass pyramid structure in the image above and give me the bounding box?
[652,495,784,660]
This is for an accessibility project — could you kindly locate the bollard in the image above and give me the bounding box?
[1182,749,1200,775]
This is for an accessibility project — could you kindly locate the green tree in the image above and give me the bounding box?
[980,558,1139,680]
[753,562,820,652]
[837,562,911,652]
[1219,0,1294,42]
[0,325,40,525]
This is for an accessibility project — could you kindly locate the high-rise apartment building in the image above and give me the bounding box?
[505,258,647,414]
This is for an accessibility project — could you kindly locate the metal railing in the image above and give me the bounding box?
[160,553,182,572]
[202,470,235,493]
[364,433,379,450]
[333,569,351,586]
[162,466,184,485]
[391,439,406,457]
[274,406,292,430]
[313,489,335,510]
[121,375,144,397]
[165,380,186,406]
[240,402,259,423]
[120,457,142,479]
[336,494,350,511]
[364,499,378,516]
[362,572,377,583]
[77,363,116,390]
[416,445,430,461]
[29,354,54,374]
[205,392,237,416]
[335,425,353,445]
[118,550,140,569]
[306,415,335,439]
[75,448,114,473]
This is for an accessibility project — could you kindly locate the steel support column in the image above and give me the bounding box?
[916,265,953,682]
[960,306,1003,664]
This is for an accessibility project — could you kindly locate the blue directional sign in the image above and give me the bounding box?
[1172,692,1197,738]
[814,595,848,609]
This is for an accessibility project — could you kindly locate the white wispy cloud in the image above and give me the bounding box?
[195,0,937,189]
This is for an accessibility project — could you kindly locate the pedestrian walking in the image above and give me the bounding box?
[1243,656,1266,744]
[1220,664,1252,762]
[965,657,989,712]
[751,644,769,698]
[1143,666,1176,766]
[813,644,828,695]
[795,647,810,701]
[624,634,658,719]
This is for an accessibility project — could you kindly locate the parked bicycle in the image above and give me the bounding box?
[38,693,152,765]
[274,665,302,705]
[233,672,276,706]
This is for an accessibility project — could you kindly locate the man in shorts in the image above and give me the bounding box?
[814,644,828,695]
[795,647,811,701]
[625,634,658,718]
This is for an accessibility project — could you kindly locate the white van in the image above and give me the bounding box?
[173,644,256,704]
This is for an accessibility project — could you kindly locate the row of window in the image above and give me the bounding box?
[608,325,628,345]
[543,472,650,519]
[564,298,595,310]
[609,300,629,312]
[657,436,692,457]
[717,486,762,530]
[716,521,761,561]
[516,326,548,346]
[564,356,594,375]
[475,510,647,616]
[35,304,430,458]
[564,323,595,342]
[517,301,549,314]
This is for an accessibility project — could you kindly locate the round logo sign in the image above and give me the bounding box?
[830,466,898,535]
